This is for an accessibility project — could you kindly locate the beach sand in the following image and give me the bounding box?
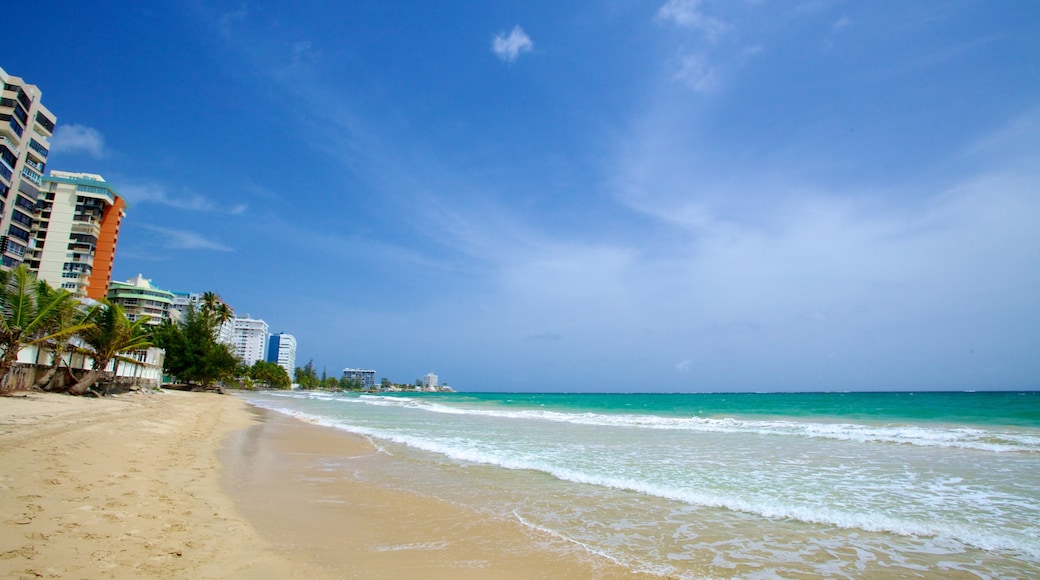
[0,390,632,579]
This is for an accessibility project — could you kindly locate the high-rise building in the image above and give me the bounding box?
[107,274,174,326]
[233,315,269,366]
[266,332,297,378]
[29,171,125,298]
[0,67,57,270]
[342,368,376,390]
[423,373,439,390]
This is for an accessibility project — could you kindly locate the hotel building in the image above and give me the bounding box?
[342,368,376,390]
[233,315,269,366]
[107,274,175,326]
[29,172,125,298]
[266,332,297,378]
[0,67,56,270]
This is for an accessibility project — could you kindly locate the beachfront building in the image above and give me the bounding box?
[1,67,57,270]
[28,172,125,298]
[423,373,439,390]
[233,315,269,366]
[342,368,376,390]
[172,290,235,345]
[266,332,297,378]
[107,274,175,326]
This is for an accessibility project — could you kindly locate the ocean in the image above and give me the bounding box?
[241,390,1040,578]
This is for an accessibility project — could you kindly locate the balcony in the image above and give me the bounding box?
[28,138,48,158]
[71,222,101,236]
[20,165,41,186]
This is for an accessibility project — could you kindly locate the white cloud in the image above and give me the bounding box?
[121,182,247,214]
[492,26,534,63]
[50,124,106,158]
[658,0,728,41]
[673,53,719,92]
[141,225,233,252]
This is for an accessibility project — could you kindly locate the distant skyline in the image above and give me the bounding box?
[10,1,1039,391]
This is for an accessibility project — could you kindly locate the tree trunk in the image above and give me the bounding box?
[33,366,57,390]
[67,369,101,396]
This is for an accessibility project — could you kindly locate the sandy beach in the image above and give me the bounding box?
[0,390,631,579]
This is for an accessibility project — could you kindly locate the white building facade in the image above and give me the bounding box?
[233,315,269,366]
[342,368,376,390]
[266,332,297,378]
[423,373,438,390]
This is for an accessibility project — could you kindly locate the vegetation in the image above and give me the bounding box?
[0,266,93,391]
[151,300,238,391]
[248,360,291,389]
[68,300,152,396]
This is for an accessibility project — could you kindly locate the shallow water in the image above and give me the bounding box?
[243,390,1040,578]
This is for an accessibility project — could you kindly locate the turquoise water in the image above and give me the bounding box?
[243,390,1040,578]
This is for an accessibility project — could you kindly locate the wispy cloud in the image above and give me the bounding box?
[120,182,245,214]
[657,0,729,41]
[673,53,719,92]
[50,124,106,158]
[492,26,534,63]
[140,225,233,252]
[824,15,851,51]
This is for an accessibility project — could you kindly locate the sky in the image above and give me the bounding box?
[8,1,1039,391]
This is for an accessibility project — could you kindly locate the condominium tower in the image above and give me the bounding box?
[29,171,125,298]
[107,274,175,326]
[233,315,269,366]
[266,332,297,379]
[0,67,56,270]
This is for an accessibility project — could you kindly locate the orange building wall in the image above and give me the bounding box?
[86,196,125,300]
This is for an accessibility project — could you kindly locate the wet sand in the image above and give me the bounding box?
[0,390,633,578]
[221,404,634,579]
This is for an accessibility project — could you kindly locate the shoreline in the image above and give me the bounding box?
[221,397,635,578]
[0,390,634,578]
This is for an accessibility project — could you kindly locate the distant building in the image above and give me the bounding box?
[107,274,174,326]
[423,373,438,390]
[30,171,125,298]
[266,333,297,378]
[172,290,235,346]
[233,315,269,366]
[342,368,376,390]
[0,67,57,271]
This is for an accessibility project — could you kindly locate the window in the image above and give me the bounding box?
[15,196,34,212]
[28,139,48,158]
[2,255,19,268]
[7,225,29,241]
[76,184,110,195]
[35,112,56,134]
[6,241,25,256]
[11,210,32,227]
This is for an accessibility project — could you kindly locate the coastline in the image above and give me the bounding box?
[222,399,635,578]
[0,390,634,579]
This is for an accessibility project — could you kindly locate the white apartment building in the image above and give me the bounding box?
[342,368,376,390]
[423,373,439,390]
[30,171,125,298]
[233,315,269,366]
[1,67,57,270]
[266,332,297,378]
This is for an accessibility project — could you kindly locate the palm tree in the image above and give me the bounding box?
[32,286,97,390]
[0,266,91,392]
[67,300,153,396]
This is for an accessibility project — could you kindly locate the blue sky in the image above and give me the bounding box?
[10,1,1039,391]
